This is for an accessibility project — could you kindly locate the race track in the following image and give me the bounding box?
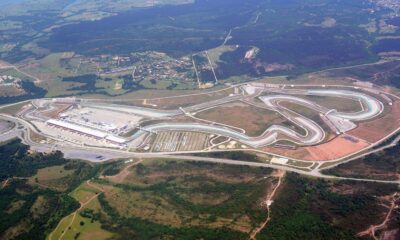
[125,87,384,148]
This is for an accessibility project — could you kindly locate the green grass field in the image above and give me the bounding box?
[0,68,34,81]
[28,165,74,191]
[49,181,113,240]
[50,196,113,240]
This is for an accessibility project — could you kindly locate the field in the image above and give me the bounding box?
[35,158,283,239]
[0,101,30,116]
[100,160,274,233]
[305,135,370,161]
[307,60,400,89]
[0,85,22,97]
[28,165,75,191]
[80,86,229,103]
[196,102,298,136]
[49,181,113,240]
[0,68,34,81]
[278,101,331,133]
[298,95,363,113]
[17,52,201,96]
[62,0,193,17]
[349,101,400,143]
[0,67,46,102]
[0,120,14,133]
[18,54,99,97]
[143,87,235,109]
[260,133,369,161]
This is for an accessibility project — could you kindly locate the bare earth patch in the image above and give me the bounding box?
[349,101,400,143]
[304,135,370,161]
[263,135,370,161]
[196,102,288,136]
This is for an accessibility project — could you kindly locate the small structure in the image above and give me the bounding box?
[271,157,289,165]
[46,119,127,145]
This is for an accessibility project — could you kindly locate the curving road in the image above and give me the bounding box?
[124,87,383,148]
[0,84,388,164]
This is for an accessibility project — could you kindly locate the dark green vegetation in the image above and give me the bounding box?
[258,173,399,240]
[0,139,99,239]
[0,0,399,92]
[0,80,47,104]
[387,17,400,27]
[41,0,236,57]
[372,39,400,54]
[0,0,190,62]
[0,181,79,240]
[40,0,382,76]
[0,68,47,103]
[98,192,248,240]
[0,139,399,239]
[323,144,400,181]
[82,160,400,240]
[193,151,261,162]
[92,160,273,239]
[61,73,144,93]
[119,74,144,91]
[0,139,66,181]
[62,74,101,92]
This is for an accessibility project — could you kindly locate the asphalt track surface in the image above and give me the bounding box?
[19,86,384,149]
[123,87,383,148]
[1,117,397,184]
[0,84,395,171]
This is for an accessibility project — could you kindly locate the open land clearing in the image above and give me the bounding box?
[196,101,298,137]
[49,180,114,240]
[43,159,400,239]
[95,160,277,234]
[28,165,75,191]
[46,159,280,239]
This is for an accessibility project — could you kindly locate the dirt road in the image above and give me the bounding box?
[249,170,285,240]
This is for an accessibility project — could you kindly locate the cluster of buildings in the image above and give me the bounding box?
[127,52,194,84]
[46,119,128,146]
[44,105,134,147]
[374,0,400,13]
[59,110,120,133]
[0,75,21,87]
[68,50,223,90]
[80,51,195,84]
